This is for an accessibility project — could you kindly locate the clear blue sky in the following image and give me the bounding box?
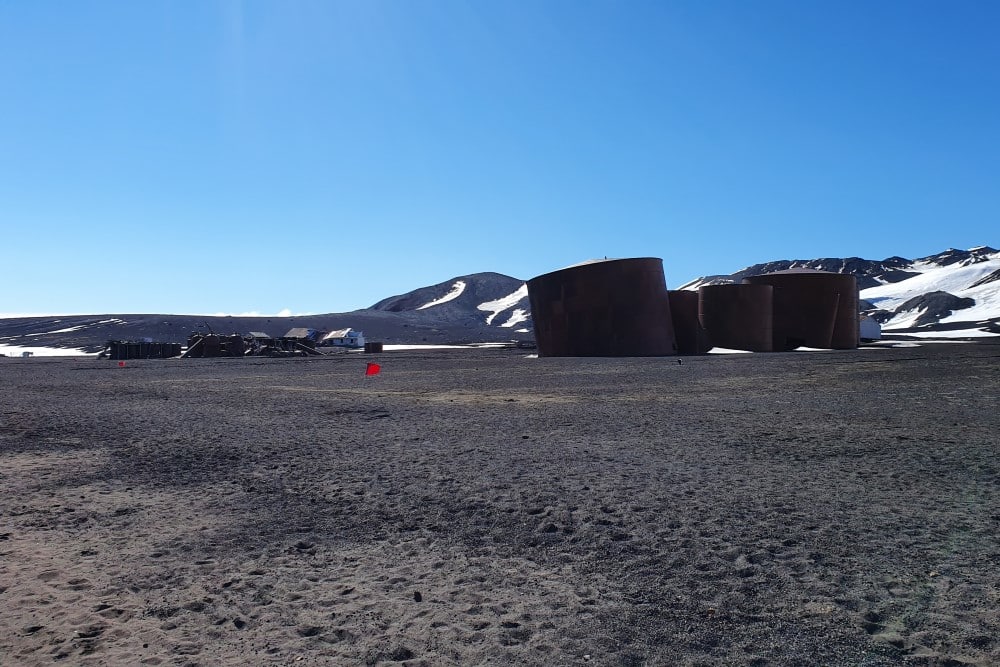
[2,1,997,316]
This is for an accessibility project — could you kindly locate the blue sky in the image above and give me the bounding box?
[2,1,998,316]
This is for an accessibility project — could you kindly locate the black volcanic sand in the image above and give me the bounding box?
[1,343,998,666]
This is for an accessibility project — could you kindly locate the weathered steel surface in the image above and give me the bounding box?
[527,258,677,357]
[698,284,774,352]
[226,334,246,357]
[668,290,712,355]
[743,271,859,350]
[106,341,182,360]
[183,331,323,358]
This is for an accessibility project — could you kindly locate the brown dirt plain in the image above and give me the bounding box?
[1,342,998,666]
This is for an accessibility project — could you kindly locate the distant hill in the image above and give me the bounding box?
[370,272,530,329]
[0,273,532,354]
[680,246,1000,337]
[3,246,998,355]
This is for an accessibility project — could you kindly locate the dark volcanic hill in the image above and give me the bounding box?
[370,272,529,328]
[0,273,532,354]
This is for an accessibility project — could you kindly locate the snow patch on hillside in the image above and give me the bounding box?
[499,308,529,328]
[896,328,997,339]
[478,284,528,325]
[417,281,466,310]
[28,325,87,335]
[940,281,1000,323]
[862,258,1000,313]
[1,345,96,357]
[861,251,1000,330]
[21,318,128,336]
[883,308,924,329]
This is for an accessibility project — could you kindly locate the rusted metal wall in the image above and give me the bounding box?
[668,290,712,355]
[527,258,677,357]
[698,284,774,352]
[743,271,858,350]
[830,275,860,349]
[226,334,246,357]
[107,341,182,359]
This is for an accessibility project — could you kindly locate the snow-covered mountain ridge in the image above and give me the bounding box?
[680,247,1000,336]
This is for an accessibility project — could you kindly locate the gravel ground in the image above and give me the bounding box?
[1,341,998,666]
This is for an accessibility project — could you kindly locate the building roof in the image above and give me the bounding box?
[325,328,365,339]
[283,328,325,340]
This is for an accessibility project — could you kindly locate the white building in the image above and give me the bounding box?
[320,328,366,349]
[860,315,882,341]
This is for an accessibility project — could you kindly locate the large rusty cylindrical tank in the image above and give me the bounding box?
[743,270,858,350]
[527,258,678,357]
[698,284,774,352]
[830,277,860,349]
[227,334,246,357]
[201,334,222,358]
[186,333,204,358]
[668,290,712,355]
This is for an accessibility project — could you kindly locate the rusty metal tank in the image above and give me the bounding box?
[226,334,246,357]
[527,258,677,357]
[201,334,222,357]
[698,284,774,352]
[743,270,858,350]
[668,290,712,355]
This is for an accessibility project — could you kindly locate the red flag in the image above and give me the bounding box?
[365,362,381,376]
[118,361,126,368]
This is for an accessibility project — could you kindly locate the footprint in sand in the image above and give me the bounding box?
[66,577,92,591]
[499,620,534,645]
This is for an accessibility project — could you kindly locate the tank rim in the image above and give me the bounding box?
[527,257,665,284]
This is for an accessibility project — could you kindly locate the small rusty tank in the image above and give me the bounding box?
[743,270,858,350]
[668,289,712,355]
[527,258,677,357]
[698,284,774,352]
